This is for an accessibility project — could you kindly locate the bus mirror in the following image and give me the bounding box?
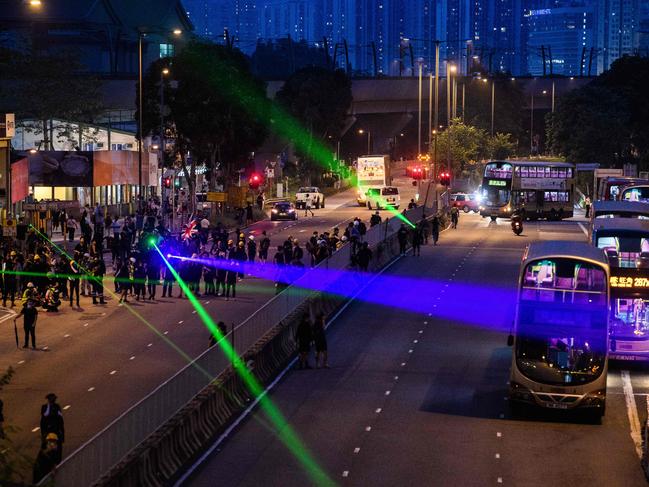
[507,334,514,347]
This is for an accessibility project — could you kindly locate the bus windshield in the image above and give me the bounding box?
[516,258,608,385]
[595,232,649,268]
[484,162,512,179]
[622,187,649,203]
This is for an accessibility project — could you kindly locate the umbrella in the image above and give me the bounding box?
[13,318,18,349]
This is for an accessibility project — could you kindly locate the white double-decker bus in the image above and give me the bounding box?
[591,218,649,360]
[508,242,610,418]
[480,160,575,221]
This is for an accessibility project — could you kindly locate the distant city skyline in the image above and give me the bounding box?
[182,0,649,76]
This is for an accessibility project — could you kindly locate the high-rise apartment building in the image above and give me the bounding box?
[598,0,640,72]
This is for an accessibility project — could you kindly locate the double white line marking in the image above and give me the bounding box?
[621,370,643,458]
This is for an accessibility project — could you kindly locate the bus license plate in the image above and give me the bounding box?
[546,402,568,409]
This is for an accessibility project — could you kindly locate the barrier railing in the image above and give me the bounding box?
[44,202,435,486]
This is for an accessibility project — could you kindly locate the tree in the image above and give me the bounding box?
[275,66,352,184]
[139,41,269,207]
[546,56,649,168]
[546,84,630,166]
[0,48,103,149]
[433,120,487,179]
[487,132,517,160]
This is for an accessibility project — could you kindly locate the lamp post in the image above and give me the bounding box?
[358,129,371,154]
[482,78,495,136]
[160,67,169,164]
[446,64,456,182]
[137,28,181,210]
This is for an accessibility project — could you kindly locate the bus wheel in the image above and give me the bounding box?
[490,216,497,222]
[463,205,470,213]
[549,209,557,221]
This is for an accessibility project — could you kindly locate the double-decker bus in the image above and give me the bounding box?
[597,177,649,201]
[356,155,391,206]
[508,242,609,417]
[620,184,649,203]
[591,218,649,360]
[480,160,575,221]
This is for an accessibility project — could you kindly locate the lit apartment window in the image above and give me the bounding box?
[160,43,175,58]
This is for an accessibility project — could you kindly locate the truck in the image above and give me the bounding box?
[295,186,325,209]
[356,155,392,206]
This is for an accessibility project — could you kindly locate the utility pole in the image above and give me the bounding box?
[428,73,433,148]
[418,64,422,155]
[434,41,440,132]
[491,79,495,136]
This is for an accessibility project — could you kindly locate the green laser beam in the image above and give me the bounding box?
[154,244,336,487]
[26,226,315,476]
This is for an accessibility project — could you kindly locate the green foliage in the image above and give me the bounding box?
[275,67,352,183]
[546,56,649,168]
[487,133,517,160]
[433,120,487,178]
[139,41,269,190]
[0,48,103,149]
[0,367,32,485]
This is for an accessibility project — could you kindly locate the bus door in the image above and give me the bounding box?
[535,190,544,218]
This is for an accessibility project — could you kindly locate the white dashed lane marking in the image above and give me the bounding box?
[87,387,95,392]
[365,426,372,432]
[342,471,349,478]
[109,370,117,375]
[31,427,40,433]
[130,356,135,360]
[147,343,153,347]
[353,447,360,454]
[63,405,71,410]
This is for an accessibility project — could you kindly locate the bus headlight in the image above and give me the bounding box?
[505,205,511,212]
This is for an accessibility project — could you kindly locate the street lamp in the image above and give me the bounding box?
[28,0,42,7]
[482,77,495,136]
[137,27,182,209]
[160,67,170,164]
[358,129,371,154]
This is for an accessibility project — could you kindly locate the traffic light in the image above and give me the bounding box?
[249,172,262,190]
[439,172,451,186]
[164,177,172,188]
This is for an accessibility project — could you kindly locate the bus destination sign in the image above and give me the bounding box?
[488,180,507,187]
[610,276,649,289]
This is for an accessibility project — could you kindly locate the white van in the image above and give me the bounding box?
[366,186,400,210]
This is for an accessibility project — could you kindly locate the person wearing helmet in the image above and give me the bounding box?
[247,235,257,264]
[22,282,40,305]
[32,431,59,483]
[39,393,64,463]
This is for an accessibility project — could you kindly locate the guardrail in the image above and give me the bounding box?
[43,202,436,486]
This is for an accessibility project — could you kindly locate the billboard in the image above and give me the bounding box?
[11,157,29,203]
[94,151,158,186]
[27,151,93,187]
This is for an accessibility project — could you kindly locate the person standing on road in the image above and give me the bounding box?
[431,215,440,245]
[356,242,373,271]
[304,199,314,217]
[313,313,329,368]
[408,199,417,210]
[450,206,459,229]
[258,231,270,263]
[397,224,409,256]
[32,432,60,484]
[247,236,257,264]
[90,256,106,305]
[256,192,264,210]
[584,196,591,218]
[3,252,17,307]
[370,211,382,227]
[16,299,38,349]
[295,315,313,369]
[246,203,254,225]
[68,256,81,307]
[146,260,160,300]
[411,225,422,256]
[39,393,64,463]
[161,260,174,298]
[66,215,77,242]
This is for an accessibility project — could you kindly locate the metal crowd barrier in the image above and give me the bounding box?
[44,202,436,486]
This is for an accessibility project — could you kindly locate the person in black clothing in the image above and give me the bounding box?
[292,239,304,264]
[356,242,373,271]
[408,199,417,210]
[247,236,257,264]
[3,253,17,307]
[146,260,160,300]
[33,432,59,484]
[225,260,238,300]
[313,313,329,369]
[16,299,38,349]
[283,238,293,265]
[161,261,174,298]
[431,215,440,245]
[246,203,254,225]
[411,225,422,256]
[370,211,382,227]
[40,393,64,463]
[397,224,409,256]
[90,256,106,305]
[295,315,312,369]
[133,261,146,300]
[215,252,227,297]
[258,231,270,263]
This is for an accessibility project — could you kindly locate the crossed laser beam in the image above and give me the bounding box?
[154,245,336,487]
[29,227,336,486]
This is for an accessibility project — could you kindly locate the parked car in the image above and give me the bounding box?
[270,201,297,221]
[366,186,400,210]
[451,193,479,213]
[295,187,325,209]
